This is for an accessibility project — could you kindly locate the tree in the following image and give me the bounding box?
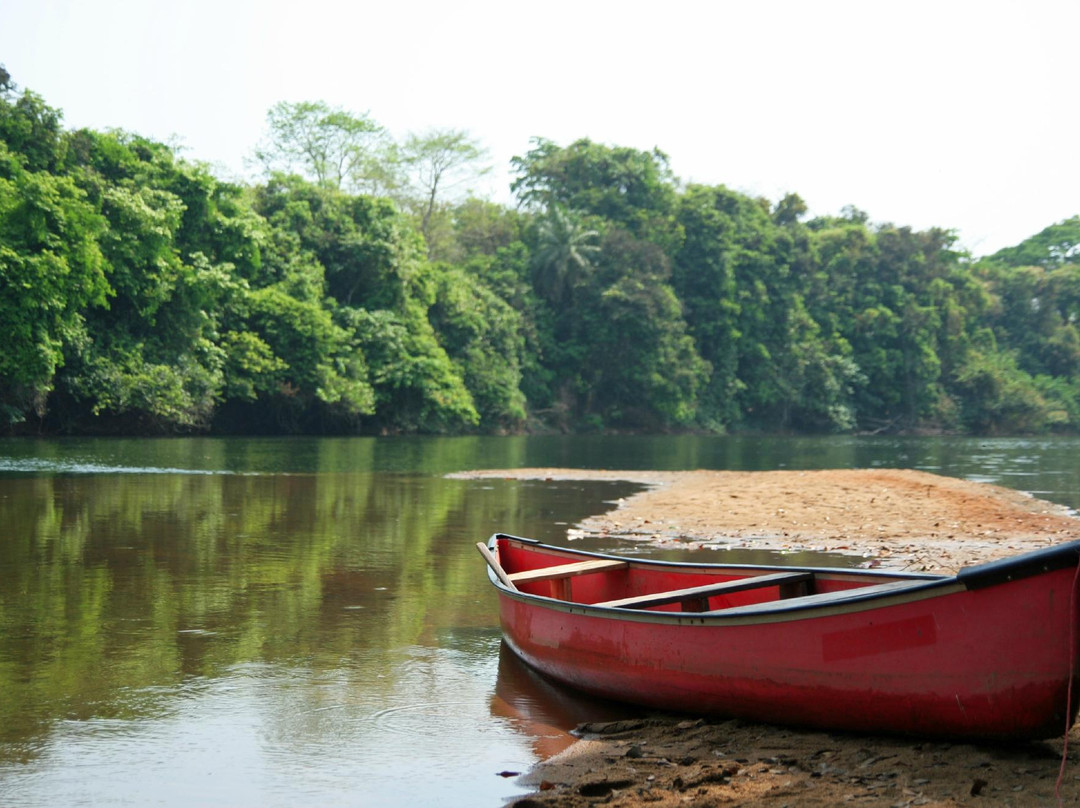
[582,229,709,427]
[344,305,479,433]
[511,137,679,249]
[427,264,526,430]
[55,128,264,432]
[252,175,414,309]
[673,184,791,428]
[951,342,1050,434]
[987,216,1080,269]
[530,205,599,305]
[252,101,392,194]
[0,145,108,424]
[398,128,489,253]
[768,297,861,431]
[772,192,808,226]
[450,197,526,260]
[0,75,66,173]
[245,284,375,417]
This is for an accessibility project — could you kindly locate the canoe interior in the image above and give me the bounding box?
[492,533,944,613]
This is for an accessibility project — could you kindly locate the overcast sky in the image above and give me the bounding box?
[2,0,1077,256]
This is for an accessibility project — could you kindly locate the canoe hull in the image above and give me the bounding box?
[489,537,1080,740]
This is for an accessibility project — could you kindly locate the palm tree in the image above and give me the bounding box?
[531,206,599,305]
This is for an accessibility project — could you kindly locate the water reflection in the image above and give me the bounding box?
[4,435,1080,512]
[492,643,632,760]
[0,468,637,806]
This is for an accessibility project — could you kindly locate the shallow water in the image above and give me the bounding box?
[1,435,1078,805]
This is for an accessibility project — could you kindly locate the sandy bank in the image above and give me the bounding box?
[456,467,1078,572]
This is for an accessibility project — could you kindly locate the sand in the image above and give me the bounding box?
[456,468,1080,807]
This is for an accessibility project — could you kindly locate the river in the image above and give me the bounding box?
[1,435,1077,806]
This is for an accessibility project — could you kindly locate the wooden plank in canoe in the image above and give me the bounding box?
[508,558,629,584]
[594,571,814,612]
[509,558,630,601]
[710,577,941,615]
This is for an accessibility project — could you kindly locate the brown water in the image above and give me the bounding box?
[1,435,1078,806]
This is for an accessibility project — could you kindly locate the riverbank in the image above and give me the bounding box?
[458,467,1078,573]
[456,468,1080,807]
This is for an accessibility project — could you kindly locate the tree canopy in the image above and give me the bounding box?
[2,71,1078,436]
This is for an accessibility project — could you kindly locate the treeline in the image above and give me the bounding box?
[2,71,1079,435]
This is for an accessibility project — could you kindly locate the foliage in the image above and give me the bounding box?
[985,216,1080,270]
[252,100,391,194]
[585,229,709,427]
[0,143,108,423]
[1,75,1078,436]
[530,205,599,306]
[252,175,413,309]
[427,263,526,430]
[345,304,479,432]
[511,137,682,253]
[397,128,489,253]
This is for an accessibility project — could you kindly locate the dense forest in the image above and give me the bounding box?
[2,69,1079,436]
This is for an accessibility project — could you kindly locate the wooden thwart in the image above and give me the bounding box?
[594,571,814,612]
[508,558,629,584]
[710,577,940,615]
[507,558,630,601]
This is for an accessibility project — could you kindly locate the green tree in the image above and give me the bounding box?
[250,174,478,433]
[243,284,375,425]
[978,263,1080,381]
[0,76,65,172]
[450,198,526,260]
[0,145,108,424]
[771,297,861,431]
[772,192,808,226]
[673,184,791,428]
[582,229,709,427]
[398,128,489,255]
[986,216,1080,270]
[54,129,263,431]
[511,137,680,249]
[252,175,413,309]
[951,338,1051,434]
[530,205,599,306]
[345,304,479,432]
[427,264,526,430]
[253,101,393,194]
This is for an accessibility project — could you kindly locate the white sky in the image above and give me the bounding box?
[2,0,1077,256]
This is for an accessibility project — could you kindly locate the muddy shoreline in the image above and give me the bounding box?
[456,468,1080,807]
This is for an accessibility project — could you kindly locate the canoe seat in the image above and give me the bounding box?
[593,571,814,612]
[508,558,630,584]
[509,558,630,600]
[708,578,940,615]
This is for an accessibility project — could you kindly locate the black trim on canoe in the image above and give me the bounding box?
[495,534,1080,593]
[487,535,1080,626]
[957,539,1080,590]
[490,533,948,584]
[491,533,943,581]
[498,533,542,545]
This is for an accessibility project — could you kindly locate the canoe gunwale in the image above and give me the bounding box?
[492,572,965,627]
[957,540,1080,589]
[485,533,1080,626]
[489,532,944,582]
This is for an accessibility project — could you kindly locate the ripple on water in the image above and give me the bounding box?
[368,700,492,736]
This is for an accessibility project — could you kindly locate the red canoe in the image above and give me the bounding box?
[478,534,1080,740]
